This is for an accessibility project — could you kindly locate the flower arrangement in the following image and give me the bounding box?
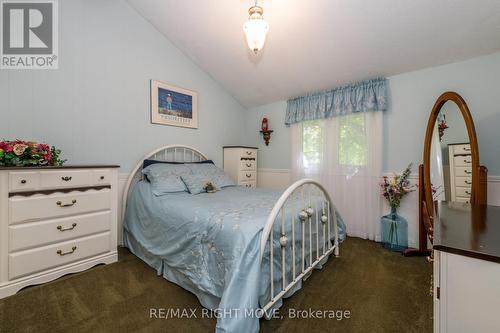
[437,113,449,141]
[380,163,415,211]
[0,140,65,167]
[432,184,444,201]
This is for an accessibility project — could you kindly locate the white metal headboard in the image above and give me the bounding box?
[122,145,208,219]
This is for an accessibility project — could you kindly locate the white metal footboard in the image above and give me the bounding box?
[259,179,339,313]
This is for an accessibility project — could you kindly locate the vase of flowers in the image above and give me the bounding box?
[380,163,415,252]
[0,140,65,167]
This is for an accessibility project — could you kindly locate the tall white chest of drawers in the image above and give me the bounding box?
[223,146,258,188]
[0,165,119,298]
[448,143,472,203]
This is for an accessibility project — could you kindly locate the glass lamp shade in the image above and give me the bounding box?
[243,16,269,53]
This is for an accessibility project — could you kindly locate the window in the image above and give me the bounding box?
[302,120,323,169]
[302,114,368,169]
[338,113,368,166]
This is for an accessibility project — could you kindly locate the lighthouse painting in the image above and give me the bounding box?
[150,80,198,129]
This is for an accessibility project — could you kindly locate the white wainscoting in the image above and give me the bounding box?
[256,169,500,249]
[117,173,129,245]
[257,168,292,191]
[116,170,500,247]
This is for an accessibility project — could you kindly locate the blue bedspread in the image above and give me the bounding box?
[123,181,346,333]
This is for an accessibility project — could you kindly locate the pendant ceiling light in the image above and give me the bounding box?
[243,1,269,54]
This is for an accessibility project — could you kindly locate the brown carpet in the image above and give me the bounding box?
[0,238,432,333]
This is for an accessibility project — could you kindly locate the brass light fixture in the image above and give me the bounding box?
[243,1,269,53]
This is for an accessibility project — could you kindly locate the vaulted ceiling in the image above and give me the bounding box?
[128,0,500,107]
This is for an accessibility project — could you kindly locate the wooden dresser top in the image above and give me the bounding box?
[433,201,500,264]
[0,165,119,170]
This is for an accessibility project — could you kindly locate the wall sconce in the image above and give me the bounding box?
[260,117,273,146]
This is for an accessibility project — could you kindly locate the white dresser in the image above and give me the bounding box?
[448,143,472,203]
[223,146,258,188]
[0,165,119,299]
[433,202,500,333]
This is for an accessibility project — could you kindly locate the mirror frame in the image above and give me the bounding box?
[422,91,487,239]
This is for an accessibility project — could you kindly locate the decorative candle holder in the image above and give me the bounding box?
[260,130,273,146]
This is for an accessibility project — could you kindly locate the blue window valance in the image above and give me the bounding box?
[285,78,388,125]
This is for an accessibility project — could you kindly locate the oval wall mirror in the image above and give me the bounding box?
[422,92,487,242]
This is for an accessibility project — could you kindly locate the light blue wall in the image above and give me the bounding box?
[385,52,500,174]
[0,0,246,172]
[244,101,290,169]
[246,52,500,175]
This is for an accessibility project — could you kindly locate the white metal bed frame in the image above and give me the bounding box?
[123,145,340,313]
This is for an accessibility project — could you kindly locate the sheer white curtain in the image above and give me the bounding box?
[291,112,383,241]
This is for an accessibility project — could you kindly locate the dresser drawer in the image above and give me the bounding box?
[455,177,472,188]
[93,169,113,185]
[40,170,93,189]
[240,149,257,159]
[9,211,111,252]
[9,172,40,192]
[455,197,470,204]
[452,144,471,155]
[454,155,472,167]
[241,180,256,188]
[9,189,111,224]
[456,187,472,198]
[455,166,472,177]
[240,170,256,181]
[8,232,111,280]
[240,159,256,171]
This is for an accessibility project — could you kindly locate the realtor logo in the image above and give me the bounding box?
[1,0,58,69]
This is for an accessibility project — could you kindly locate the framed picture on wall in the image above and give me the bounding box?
[150,80,198,129]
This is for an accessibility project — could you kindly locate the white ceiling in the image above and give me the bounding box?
[128,0,500,107]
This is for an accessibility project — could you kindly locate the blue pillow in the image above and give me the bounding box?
[143,159,214,169]
[150,175,187,196]
[142,163,191,195]
[186,163,236,188]
[181,174,215,195]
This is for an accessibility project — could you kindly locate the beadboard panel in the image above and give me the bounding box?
[118,174,128,245]
[257,169,292,191]
[255,169,500,249]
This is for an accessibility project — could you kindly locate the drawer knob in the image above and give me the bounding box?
[57,246,77,256]
[464,159,471,164]
[100,176,105,180]
[246,163,252,168]
[465,180,472,185]
[246,184,251,187]
[466,190,471,195]
[61,176,72,182]
[56,199,77,207]
[463,147,471,151]
[20,179,27,184]
[246,151,252,155]
[464,170,472,174]
[57,223,77,232]
[246,173,251,178]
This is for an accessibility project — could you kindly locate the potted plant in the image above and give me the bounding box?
[380,163,415,251]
